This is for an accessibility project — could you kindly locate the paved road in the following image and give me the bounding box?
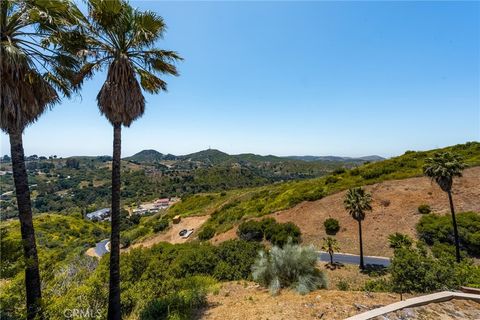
[94,239,110,257]
[318,251,390,267]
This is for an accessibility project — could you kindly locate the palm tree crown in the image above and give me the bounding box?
[343,187,372,221]
[0,0,82,133]
[423,152,465,192]
[77,0,182,126]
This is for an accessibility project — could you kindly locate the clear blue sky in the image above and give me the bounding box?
[1,1,479,158]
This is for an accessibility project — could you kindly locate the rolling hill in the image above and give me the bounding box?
[163,141,480,243]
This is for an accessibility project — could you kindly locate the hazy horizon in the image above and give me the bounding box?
[1,1,479,158]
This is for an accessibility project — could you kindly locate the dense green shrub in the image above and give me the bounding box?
[214,240,263,280]
[390,243,480,293]
[198,225,216,240]
[388,233,413,249]
[140,288,207,320]
[417,204,431,214]
[252,242,327,295]
[153,219,169,233]
[265,222,301,247]
[170,244,218,278]
[324,218,340,235]
[325,176,339,184]
[237,220,263,241]
[416,212,480,256]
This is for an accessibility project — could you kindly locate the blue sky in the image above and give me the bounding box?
[1,1,479,158]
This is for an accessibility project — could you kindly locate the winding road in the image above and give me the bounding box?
[94,239,110,257]
[318,251,390,267]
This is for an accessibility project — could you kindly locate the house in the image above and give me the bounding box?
[154,198,170,209]
[86,208,110,221]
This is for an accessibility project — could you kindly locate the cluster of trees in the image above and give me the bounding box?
[236,218,302,246]
[1,239,263,319]
[1,0,181,319]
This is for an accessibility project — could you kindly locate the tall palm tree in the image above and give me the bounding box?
[321,237,340,265]
[0,1,82,318]
[423,152,465,263]
[76,1,181,318]
[344,187,372,269]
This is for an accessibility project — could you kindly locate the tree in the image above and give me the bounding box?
[388,232,413,249]
[423,152,465,262]
[76,1,182,318]
[321,237,340,265]
[0,1,81,318]
[344,187,372,269]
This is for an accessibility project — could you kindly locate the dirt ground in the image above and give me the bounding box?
[199,281,402,320]
[211,167,480,257]
[130,215,209,249]
[85,247,98,258]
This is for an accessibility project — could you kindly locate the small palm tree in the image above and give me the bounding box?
[423,152,465,262]
[76,1,182,318]
[321,237,340,265]
[344,187,372,269]
[1,1,81,318]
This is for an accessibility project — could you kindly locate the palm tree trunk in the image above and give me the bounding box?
[108,123,122,320]
[9,131,42,320]
[358,220,365,269]
[329,252,333,265]
[447,191,461,263]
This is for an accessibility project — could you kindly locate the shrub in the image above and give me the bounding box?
[336,279,349,291]
[237,220,263,241]
[140,288,207,320]
[417,204,431,214]
[260,218,276,234]
[325,176,339,184]
[323,218,340,235]
[153,219,169,233]
[198,225,215,241]
[266,222,301,247]
[214,240,263,280]
[170,244,217,278]
[388,233,413,249]
[252,242,327,295]
[390,243,480,294]
[416,212,480,256]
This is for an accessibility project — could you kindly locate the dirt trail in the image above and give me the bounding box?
[211,167,480,257]
[128,215,209,250]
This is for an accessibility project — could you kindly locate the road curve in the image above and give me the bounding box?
[318,251,390,267]
[94,239,110,257]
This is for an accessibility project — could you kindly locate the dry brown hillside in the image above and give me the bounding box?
[211,166,480,257]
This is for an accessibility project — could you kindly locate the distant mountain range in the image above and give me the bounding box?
[286,155,385,162]
[124,149,385,164]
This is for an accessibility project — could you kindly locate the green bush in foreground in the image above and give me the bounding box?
[140,287,207,320]
[416,212,480,256]
[390,243,480,294]
[252,241,327,295]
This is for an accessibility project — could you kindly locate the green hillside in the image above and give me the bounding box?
[169,142,480,235]
[0,213,108,279]
[124,149,166,162]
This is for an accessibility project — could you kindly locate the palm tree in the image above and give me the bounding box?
[423,152,465,262]
[1,1,81,318]
[76,1,182,318]
[321,237,340,265]
[344,187,372,269]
